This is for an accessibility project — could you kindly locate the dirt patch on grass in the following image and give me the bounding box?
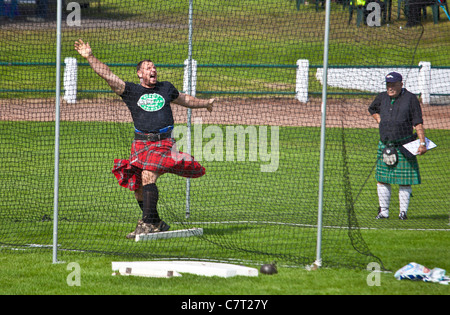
[1,96,448,130]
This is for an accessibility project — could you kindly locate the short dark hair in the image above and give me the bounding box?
[136,59,153,72]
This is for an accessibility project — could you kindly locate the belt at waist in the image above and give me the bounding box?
[134,130,172,141]
[381,134,417,146]
[135,125,174,134]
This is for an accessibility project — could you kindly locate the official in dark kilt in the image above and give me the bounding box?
[75,39,214,238]
[368,72,427,220]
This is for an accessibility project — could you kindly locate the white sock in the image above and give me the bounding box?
[399,185,412,215]
[377,183,391,216]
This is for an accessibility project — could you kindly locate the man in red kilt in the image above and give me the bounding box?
[75,39,214,238]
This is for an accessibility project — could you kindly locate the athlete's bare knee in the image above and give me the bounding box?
[141,170,160,186]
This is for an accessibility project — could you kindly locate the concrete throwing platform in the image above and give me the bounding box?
[112,260,259,278]
[135,228,203,242]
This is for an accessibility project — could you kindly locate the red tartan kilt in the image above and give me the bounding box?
[112,138,205,191]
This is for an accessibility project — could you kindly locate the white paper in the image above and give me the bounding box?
[403,137,437,155]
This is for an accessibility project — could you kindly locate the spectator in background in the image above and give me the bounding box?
[36,0,48,20]
[0,0,18,20]
[406,0,435,27]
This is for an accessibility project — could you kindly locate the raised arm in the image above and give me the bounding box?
[74,39,125,96]
[172,92,214,112]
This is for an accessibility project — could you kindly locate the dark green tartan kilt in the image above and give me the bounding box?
[376,141,421,185]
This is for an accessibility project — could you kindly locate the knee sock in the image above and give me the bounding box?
[399,185,412,215]
[142,183,160,224]
[377,183,391,215]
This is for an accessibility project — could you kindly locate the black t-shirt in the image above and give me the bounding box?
[120,81,180,133]
[368,89,423,142]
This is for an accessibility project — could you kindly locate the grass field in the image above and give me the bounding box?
[1,120,449,295]
[1,0,449,296]
[0,228,449,295]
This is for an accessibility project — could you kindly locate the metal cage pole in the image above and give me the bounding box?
[185,0,194,218]
[315,0,332,268]
[52,0,63,264]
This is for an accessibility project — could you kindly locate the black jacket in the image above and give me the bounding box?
[368,88,423,142]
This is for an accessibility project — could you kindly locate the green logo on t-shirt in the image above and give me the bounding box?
[137,94,165,112]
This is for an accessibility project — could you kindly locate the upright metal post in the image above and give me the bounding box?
[185,0,194,218]
[315,0,332,268]
[52,0,62,264]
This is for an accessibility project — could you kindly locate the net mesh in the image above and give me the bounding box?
[1,0,449,269]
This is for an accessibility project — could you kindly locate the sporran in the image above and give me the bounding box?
[382,144,398,167]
